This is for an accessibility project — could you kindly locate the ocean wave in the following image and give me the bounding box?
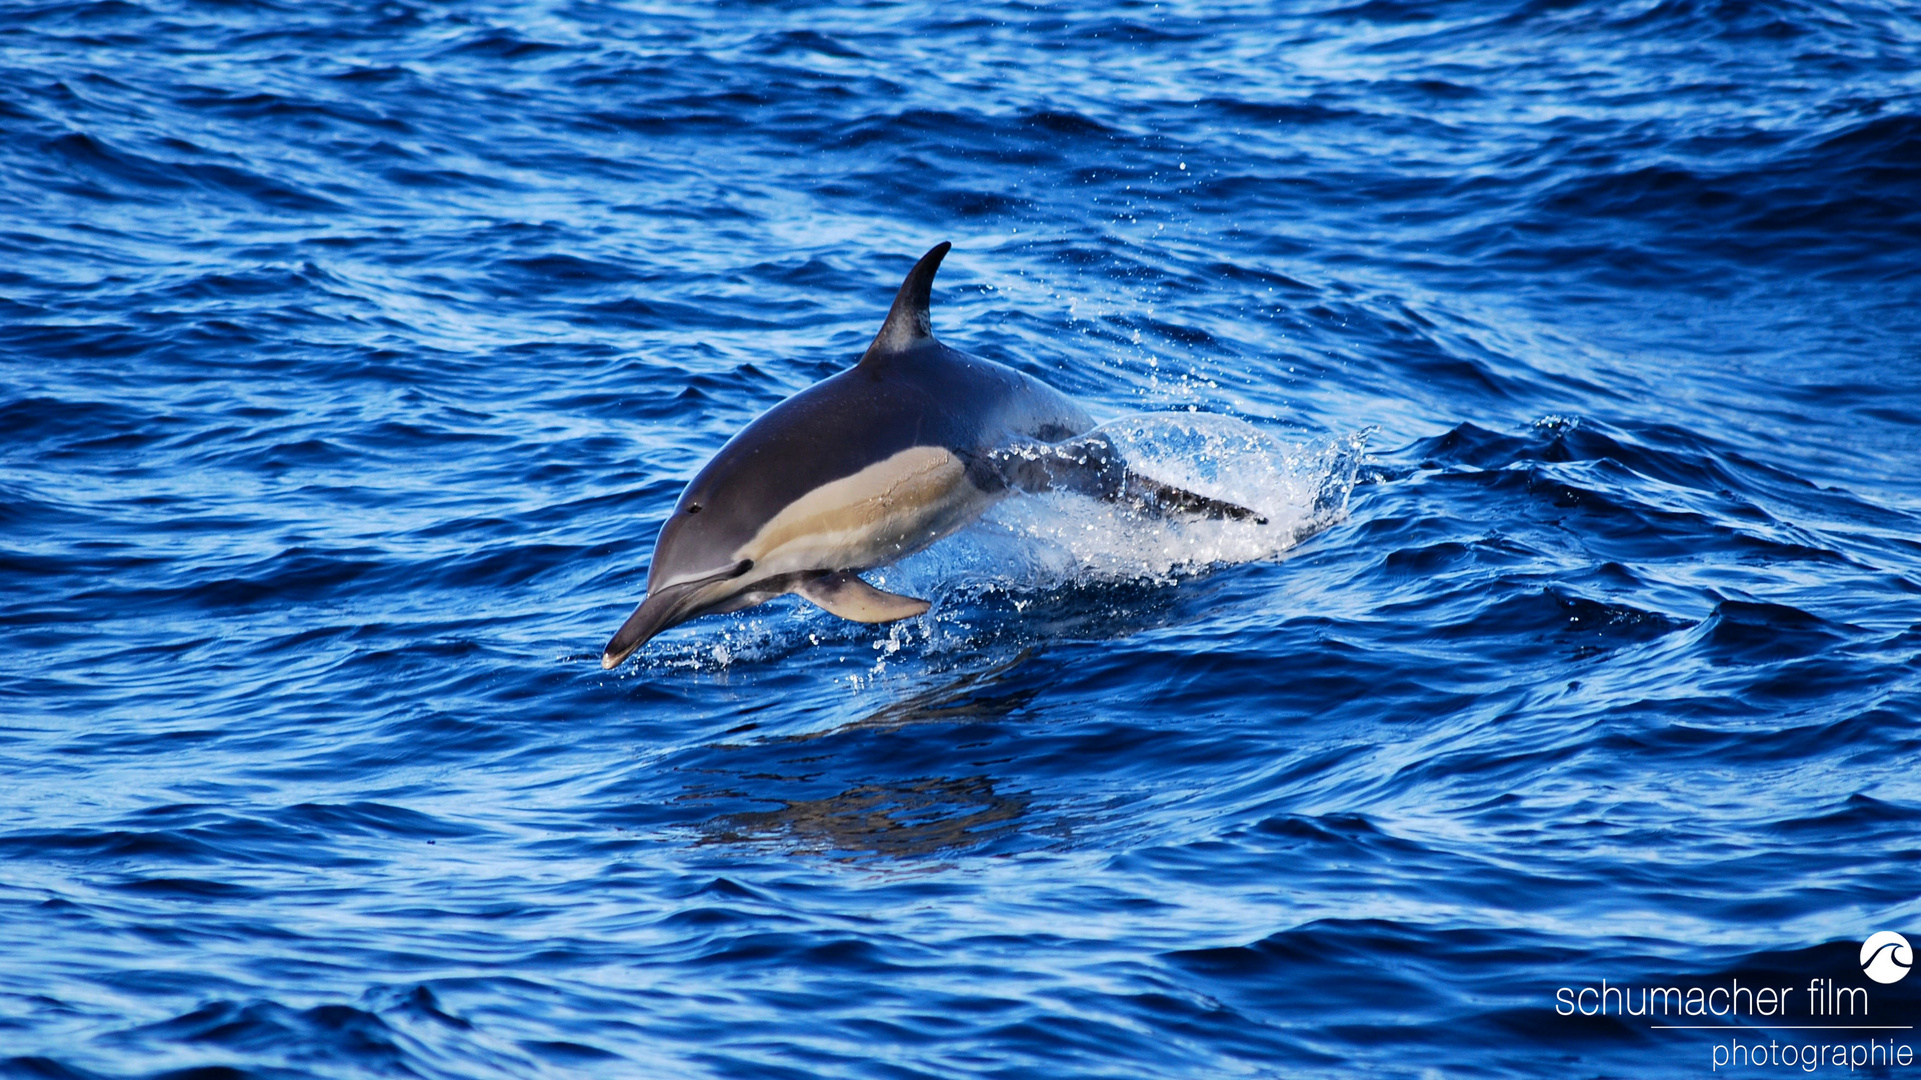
[5,0,1921,1076]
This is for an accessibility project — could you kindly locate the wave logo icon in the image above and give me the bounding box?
[1861,932,1912,985]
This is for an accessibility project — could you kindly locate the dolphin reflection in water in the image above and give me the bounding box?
[696,650,1042,858]
[601,242,1260,668]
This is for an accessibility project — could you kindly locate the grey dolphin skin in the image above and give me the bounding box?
[600,242,1260,669]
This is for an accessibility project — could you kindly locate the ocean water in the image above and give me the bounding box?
[4,0,1920,1076]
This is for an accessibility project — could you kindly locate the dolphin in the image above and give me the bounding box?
[600,242,1259,669]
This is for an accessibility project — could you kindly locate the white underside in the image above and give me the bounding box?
[739,445,991,577]
[664,445,998,615]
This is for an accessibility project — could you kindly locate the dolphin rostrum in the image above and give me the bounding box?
[600,242,1260,668]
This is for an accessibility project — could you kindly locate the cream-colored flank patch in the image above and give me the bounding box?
[737,445,979,574]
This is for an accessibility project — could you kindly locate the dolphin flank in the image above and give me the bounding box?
[600,242,1261,669]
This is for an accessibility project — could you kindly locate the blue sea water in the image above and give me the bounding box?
[4,0,1921,1076]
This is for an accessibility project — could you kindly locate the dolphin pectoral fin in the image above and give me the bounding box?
[988,434,1267,524]
[795,571,931,624]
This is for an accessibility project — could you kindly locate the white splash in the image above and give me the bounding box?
[893,413,1371,595]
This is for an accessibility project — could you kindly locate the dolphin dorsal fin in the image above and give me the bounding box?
[860,241,951,367]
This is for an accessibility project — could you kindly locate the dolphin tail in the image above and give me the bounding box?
[1121,470,1268,523]
[988,434,1267,524]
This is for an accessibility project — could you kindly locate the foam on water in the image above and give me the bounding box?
[905,413,1371,592]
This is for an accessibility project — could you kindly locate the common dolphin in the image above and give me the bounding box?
[601,242,1258,669]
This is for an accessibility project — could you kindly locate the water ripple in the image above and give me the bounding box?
[4,0,1920,1077]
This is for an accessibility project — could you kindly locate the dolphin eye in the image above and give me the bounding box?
[685,504,702,514]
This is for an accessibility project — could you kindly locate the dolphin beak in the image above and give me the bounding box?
[600,586,694,670]
[600,561,756,670]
